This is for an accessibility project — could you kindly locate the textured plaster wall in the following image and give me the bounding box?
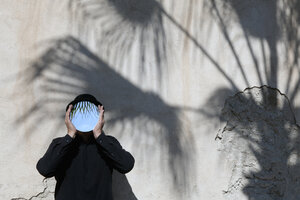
[0,0,300,199]
[216,86,300,200]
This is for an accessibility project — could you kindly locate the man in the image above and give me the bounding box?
[36,94,135,200]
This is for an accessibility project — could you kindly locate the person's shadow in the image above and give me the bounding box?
[112,170,138,200]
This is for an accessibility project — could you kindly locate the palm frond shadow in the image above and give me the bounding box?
[198,0,300,198]
[67,0,167,87]
[11,36,198,197]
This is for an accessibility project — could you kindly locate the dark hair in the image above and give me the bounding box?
[65,94,103,112]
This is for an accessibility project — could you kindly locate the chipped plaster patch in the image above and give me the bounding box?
[216,85,300,200]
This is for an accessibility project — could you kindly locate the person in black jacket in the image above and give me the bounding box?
[36,94,135,200]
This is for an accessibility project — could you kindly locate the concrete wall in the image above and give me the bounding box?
[0,0,299,199]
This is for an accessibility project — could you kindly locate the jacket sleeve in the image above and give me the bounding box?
[36,134,76,178]
[96,131,135,174]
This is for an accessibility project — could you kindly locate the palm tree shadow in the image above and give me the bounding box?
[6,36,198,198]
[198,1,300,198]
[213,85,300,199]
[205,0,280,105]
[67,0,167,86]
[205,0,300,109]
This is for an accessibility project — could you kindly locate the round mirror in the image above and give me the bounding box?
[70,101,100,132]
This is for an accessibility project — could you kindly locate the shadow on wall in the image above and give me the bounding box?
[6,36,198,199]
[196,0,300,139]
[206,0,280,106]
[4,0,298,198]
[112,170,138,200]
[215,85,300,199]
[68,0,167,86]
[203,0,300,109]
[197,0,300,199]
[60,1,300,199]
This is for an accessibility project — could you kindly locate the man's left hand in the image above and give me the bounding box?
[93,105,105,139]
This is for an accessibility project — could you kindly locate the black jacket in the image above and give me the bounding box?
[36,131,135,200]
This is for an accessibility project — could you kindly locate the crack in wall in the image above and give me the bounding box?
[11,178,55,200]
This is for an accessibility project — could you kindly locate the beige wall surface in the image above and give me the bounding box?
[0,0,300,199]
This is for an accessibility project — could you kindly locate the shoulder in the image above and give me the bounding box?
[104,134,121,145]
[52,135,66,144]
[105,134,119,142]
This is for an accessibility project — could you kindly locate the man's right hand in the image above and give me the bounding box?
[65,104,77,138]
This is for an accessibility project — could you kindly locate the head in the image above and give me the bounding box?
[66,93,103,112]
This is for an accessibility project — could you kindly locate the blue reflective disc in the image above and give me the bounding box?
[70,101,100,132]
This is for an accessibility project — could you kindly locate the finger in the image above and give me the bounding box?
[100,106,104,117]
[99,111,104,121]
[97,105,104,120]
[98,105,101,115]
[69,105,73,118]
[98,105,104,114]
[65,105,70,120]
[66,105,72,121]
[98,110,104,121]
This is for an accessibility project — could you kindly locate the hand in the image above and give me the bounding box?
[65,104,77,138]
[93,105,105,139]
